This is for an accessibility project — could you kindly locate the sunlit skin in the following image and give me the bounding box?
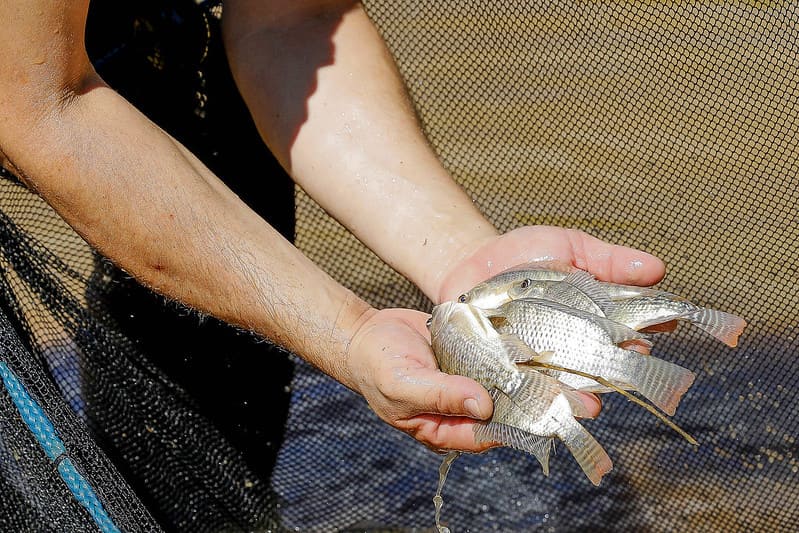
[0,0,665,453]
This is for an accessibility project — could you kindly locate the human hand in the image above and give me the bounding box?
[344,307,498,453]
[431,225,666,418]
[436,225,666,303]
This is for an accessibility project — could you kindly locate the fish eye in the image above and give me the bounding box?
[458,294,467,303]
[425,317,433,328]
[520,279,531,289]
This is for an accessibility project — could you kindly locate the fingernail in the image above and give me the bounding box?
[464,398,484,419]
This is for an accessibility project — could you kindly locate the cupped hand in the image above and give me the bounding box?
[344,307,497,453]
[436,225,666,303]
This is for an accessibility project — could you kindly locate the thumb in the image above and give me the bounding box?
[389,365,494,421]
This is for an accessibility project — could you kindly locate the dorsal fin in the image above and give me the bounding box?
[561,270,615,313]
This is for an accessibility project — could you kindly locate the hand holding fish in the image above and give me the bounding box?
[342,226,659,454]
[435,225,666,304]
[344,307,498,452]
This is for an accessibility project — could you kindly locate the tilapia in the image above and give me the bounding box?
[507,270,615,316]
[506,269,747,347]
[487,298,696,415]
[457,264,569,309]
[459,264,660,309]
[428,301,613,485]
[603,293,747,347]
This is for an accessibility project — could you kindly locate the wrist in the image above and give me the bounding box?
[333,291,378,394]
[429,231,499,304]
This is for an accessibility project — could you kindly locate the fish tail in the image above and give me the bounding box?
[686,308,747,347]
[556,413,613,486]
[634,354,696,416]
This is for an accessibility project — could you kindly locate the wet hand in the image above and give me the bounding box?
[344,307,498,453]
[436,225,666,303]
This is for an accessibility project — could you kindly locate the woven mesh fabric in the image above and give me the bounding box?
[285,1,799,531]
[0,1,797,532]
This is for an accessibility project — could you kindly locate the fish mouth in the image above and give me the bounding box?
[429,302,458,336]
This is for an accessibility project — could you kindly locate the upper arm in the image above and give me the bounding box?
[222,0,357,43]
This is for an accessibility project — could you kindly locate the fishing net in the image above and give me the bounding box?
[1,0,797,531]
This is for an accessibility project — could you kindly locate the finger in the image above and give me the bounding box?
[387,366,494,421]
[566,229,666,286]
[574,391,602,419]
[397,414,500,453]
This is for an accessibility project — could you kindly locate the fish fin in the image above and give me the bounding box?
[590,315,652,346]
[561,270,615,313]
[504,367,565,420]
[631,352,696,415]
[486,311,509,330]
[685,308,747,347]
[474,421,553,476]
[499,333,539,363]
[553,403,613,486]
[481,307,504,318]
[534,350,556,363]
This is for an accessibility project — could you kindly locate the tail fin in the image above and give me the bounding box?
[687,308,747,347]
[555,413,613,486]
[633,354,696,416]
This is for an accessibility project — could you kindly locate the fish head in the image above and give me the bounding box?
[460,265,571,308]
[428,302,457,338]
[459,271,531,309]
[506,277,547,300]
[428,301,496,339]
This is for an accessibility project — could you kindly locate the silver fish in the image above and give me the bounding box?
[506,270,746,347]
[603,293,747,347]
[488,298,696,416]
[458,264,570,309]
[428,301,613,485]
[507,269,615,316]
[459,264,657,310]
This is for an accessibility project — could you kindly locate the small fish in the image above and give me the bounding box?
[487,298,696,415]
[478,387,613,485]
[428,302,613,485]
[603,293,747,347]
[457,265,570,309]
[504,268,747,347]
[458,264,655,309]
[507,270,615,316]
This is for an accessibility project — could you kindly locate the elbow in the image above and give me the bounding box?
[0,63,104,177]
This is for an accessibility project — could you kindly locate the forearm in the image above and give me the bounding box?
[0,78,372,391]
[223,1,498,301]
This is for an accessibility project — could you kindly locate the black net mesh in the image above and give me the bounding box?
[1,1,798,532]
